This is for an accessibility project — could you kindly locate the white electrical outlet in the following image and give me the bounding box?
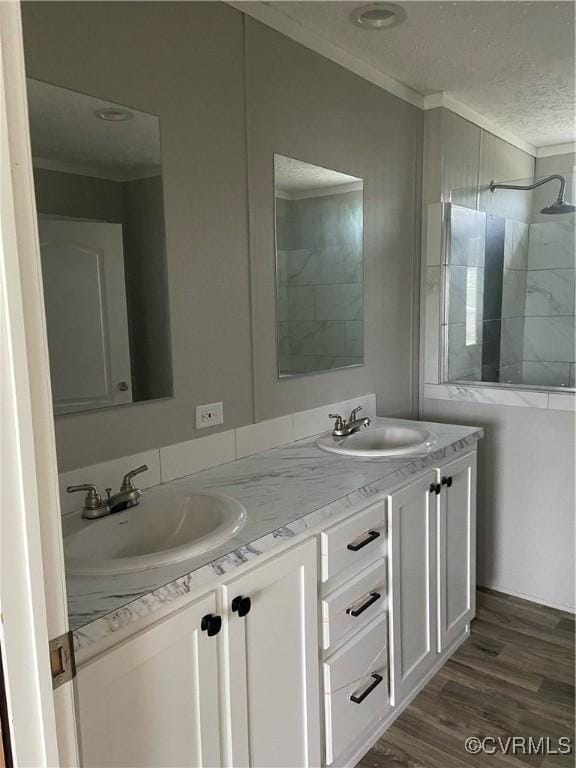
[196,401,224,429]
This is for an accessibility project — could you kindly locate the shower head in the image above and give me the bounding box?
[540,199,576,215]
[489,175,575,215]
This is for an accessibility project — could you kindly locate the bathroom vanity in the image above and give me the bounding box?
[67,417,481,768]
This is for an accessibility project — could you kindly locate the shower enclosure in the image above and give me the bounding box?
[444,171,575,389]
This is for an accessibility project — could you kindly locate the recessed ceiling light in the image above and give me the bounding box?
[350,3,407,30]
[94,107,133,122]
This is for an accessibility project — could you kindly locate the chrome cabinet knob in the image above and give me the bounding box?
[118,381,129,392]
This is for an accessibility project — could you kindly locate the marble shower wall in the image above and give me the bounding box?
[446,206,485,381]
[447,204,575,388]
[523,220,575,387]
[499,218,529,382]
[276,189,364,375]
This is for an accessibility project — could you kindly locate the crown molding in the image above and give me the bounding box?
[229,1,575,160]
[424,93,537,157]
[227,1,424,109]
[535,142,576,159]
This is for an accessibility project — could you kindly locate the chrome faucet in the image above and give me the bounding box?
[329,406,371,437]
[67,464,148,519]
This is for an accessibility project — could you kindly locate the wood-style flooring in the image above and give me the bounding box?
[358,588,575,768]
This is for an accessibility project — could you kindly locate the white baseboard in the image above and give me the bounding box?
[479,583,575,615]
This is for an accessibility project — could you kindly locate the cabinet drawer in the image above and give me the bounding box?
[321,558,387,651]
[320,500,386,583]
[323,613,389,765]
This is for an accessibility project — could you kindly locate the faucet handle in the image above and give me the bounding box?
[349,405,363,421]
[66,484,102,510]
[329,413,345,431]
[120,464,149,492]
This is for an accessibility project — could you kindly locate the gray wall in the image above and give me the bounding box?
[247,18,422,421]
[22,3,423,470]
[423,107,535,219]
[23,2,253,471]
[122,175,172,401]
[33,167,124,223]
[421,108,575,611]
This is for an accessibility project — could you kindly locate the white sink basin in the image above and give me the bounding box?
[64,487,246,575]
[317,423,434,458]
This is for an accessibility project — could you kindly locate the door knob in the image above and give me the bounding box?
[231,595,251,617]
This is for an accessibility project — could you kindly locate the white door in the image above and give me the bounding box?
[1,4,77,764]
[387,472,438,706]
[76,593,221,768]
[437,452,477,651]
[39,218,132,414]
[222,539,321,768]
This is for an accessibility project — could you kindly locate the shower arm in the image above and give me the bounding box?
[489,174,566,203]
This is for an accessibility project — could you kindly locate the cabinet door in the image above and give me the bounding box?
[437,451,477,651]
[388,472,438,706]
[76,593,221,767]
[222,539,321,768]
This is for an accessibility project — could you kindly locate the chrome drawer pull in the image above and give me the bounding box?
[347,529,380,552]
[350,673,384,704]
[346,591,381,618]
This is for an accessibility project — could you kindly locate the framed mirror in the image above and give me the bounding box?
[274,154,364,377]
[27,78,173,415]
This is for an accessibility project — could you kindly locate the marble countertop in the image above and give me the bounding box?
[69,417,483,650]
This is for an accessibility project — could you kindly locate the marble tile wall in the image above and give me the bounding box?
[482,215,506,381]
[421,204,443,385]
[446,207,575,389]
[522,220,576,387]
[276,189,364,375]
[499,218,529,379]
[445,206,486,381]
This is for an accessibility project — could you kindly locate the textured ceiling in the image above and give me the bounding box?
[27,79,161,181]
[275,153,362,192]
[268,1,575,147]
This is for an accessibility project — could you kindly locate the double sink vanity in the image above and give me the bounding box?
[24,52,479,768]
[65,412,482,768]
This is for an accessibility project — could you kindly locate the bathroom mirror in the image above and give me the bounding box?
[274,154,364,377]
[27,78,173,415]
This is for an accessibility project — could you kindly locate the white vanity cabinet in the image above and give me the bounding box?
[221,538,321,768]
[75,539,320,768]
[436,452,477,651]
[74,448,478,768]
[387,470,439,705]
[387,451,476,706]
[76,592,221,768]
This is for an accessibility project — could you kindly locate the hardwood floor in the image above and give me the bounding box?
[358,589,575,768]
